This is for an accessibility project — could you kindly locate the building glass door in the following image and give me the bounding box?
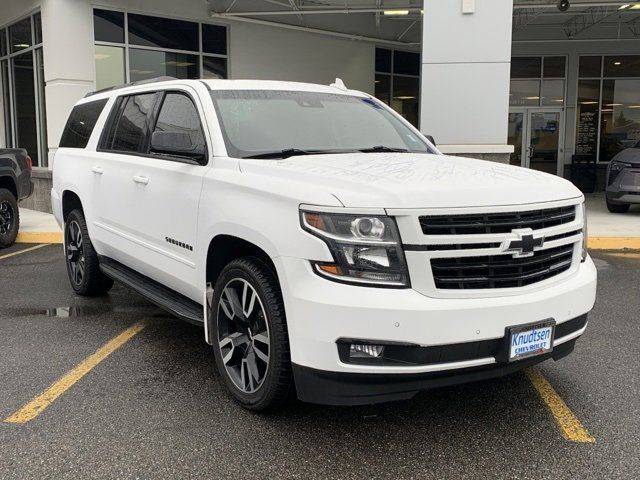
[508,108,563,176]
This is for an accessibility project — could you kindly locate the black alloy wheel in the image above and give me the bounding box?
[66,219,86,286]
[217,277,271,394]
[0,200,14,237]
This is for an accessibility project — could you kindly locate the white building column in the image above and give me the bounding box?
[420,0,514,162]
[41,0,94,167]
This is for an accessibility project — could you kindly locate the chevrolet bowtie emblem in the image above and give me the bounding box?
[503,229,545,258]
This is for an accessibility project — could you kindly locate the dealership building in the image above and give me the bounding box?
[1,0,639,212]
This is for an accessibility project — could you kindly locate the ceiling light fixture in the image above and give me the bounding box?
[384,10,410,16]
[619,4,630,9]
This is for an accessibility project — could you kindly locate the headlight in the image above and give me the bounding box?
[301,210,409,287]
[581,202,588,262]
[610,160,631,172]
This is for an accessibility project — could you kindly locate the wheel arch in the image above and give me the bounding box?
[62,190,83,222]
[0,175,18,199]
[204,233,282,345]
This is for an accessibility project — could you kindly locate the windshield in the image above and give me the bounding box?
[210,90,433,159]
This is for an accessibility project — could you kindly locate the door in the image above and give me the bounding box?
[508,108,564,176]
[128,89,209,301]
[90,92,159,261]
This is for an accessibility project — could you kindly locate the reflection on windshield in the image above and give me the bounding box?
[210,90,433,159]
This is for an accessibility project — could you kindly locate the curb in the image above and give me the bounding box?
[16,232,63,244]
[587,237,640,251]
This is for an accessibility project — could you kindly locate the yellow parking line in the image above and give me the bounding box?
[4,320,148,424]
[526,367,595,443]
[0,243,49,260]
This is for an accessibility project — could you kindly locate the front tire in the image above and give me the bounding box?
[211,257,292,411]
[0,188,19,248]
[606,199,630,213]
[64,209,113,296]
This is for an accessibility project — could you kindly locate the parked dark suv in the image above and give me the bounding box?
[0,148,33,247]
[606,140,640,213]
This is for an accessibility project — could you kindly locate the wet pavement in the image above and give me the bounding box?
[0,244,639,479]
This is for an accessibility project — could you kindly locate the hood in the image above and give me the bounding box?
[240,153,583,209]
[612,148,640,165]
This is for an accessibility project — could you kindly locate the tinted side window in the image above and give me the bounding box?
[108,93,156,153]
[59,99,108,148]
[152,93,205,154]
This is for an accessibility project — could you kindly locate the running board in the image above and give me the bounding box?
[99,256,204,325]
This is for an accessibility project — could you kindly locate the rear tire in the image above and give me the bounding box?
[0,188,19,248]
[64,209,113,296]
[606,199,630,213]
[211,257,292,411]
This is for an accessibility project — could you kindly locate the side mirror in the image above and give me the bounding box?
[150,131,206,163]
[425,135,436,146]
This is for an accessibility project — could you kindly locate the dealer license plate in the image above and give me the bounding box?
[508,320,555,361]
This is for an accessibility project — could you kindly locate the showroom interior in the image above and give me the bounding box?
[1,0,639,212]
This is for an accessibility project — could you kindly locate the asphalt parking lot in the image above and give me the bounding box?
[1,243,639,479]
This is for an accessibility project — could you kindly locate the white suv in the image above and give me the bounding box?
[52,78,597,410]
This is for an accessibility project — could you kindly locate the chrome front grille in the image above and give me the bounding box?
[419,206,576,235]
[430,244,574,290]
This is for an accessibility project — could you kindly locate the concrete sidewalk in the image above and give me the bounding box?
[17,197,640,249]
[17,208,62,244]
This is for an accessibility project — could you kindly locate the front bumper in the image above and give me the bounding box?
[275,255,596,404]
[293,337,578,405]
[606,166,640,203]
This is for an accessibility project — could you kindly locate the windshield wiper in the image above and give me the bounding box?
[357,145,409,153]
[244,148,331,159]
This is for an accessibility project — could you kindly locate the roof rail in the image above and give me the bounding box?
[84,76,177,98]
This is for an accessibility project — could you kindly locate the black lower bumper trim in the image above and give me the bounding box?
[293,339,576,406]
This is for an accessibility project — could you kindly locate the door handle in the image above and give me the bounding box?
[133,175,149,185]
[91,166,104,175]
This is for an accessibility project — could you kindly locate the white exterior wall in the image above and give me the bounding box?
[228,23,373,94]
[512,39,640,169]
[420,0,514,157]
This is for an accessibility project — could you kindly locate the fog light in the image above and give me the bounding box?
[350,343,385,358]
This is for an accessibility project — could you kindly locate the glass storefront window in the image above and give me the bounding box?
[374,48,420,127]
[94,10,125,44]
[543,56,566,78]
[9,18,32,54]
[575,79,600,159]
[541,79,565,106]
[95,45,125,90]
[1,60,11,146]
[13,51,39,165]
[202,56,227,80]
[392,76,419,127]
[128,14,198,51]
[375,48,391,73]
[202,24,227,55]
[509,79,540,106]
[129,49,199,82]
[34,12,42,45]
[576,55,640,162]
[603,56,640,78]
[1,12,47,165]
[374,74,391,105]
[510,56,565,107]
[93,10,229,88]
[511,57,541,78]
[0,29,7,57]
[393,51,420,76]
[600,79,640,162]
[579,56,601,78]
